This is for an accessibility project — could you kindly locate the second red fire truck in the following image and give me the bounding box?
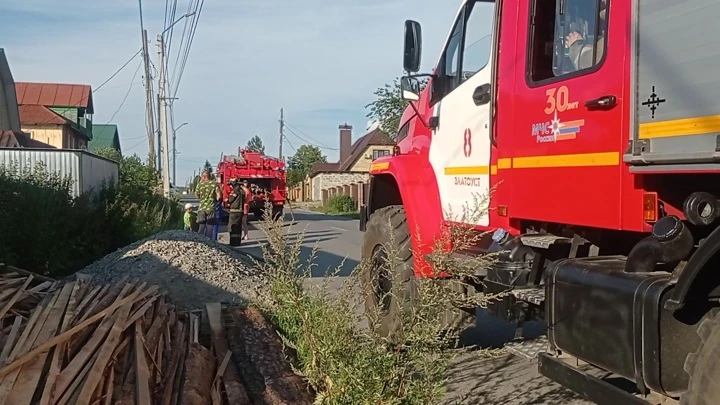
[216,148,286,220]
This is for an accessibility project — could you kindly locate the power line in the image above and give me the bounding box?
[93,49,142,93]
[104,60,143,125]
[284,126,339,151]
[125,137,150,151]
[284,122,338,150]
[122,135,150,141]
[171,0,204,98]
[283,134,298,153]
[170,0,194,87]
[164,0,179,92]
[93,81,143,92]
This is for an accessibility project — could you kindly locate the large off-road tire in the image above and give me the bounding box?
[361,205,473,340]
[681,310,720,405]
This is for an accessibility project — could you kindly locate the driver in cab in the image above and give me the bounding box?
[564,0,607,71]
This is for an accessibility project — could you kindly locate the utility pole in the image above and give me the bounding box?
[157,94,163,172]
[172,126,177,186]
[172,121,187,188]
[138,0,155,167]
[279,108,284,160]
[157,35,171,198]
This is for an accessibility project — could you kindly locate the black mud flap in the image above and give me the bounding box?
[359,204,368,232]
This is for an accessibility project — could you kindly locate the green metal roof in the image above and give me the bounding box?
[90,124,121,153]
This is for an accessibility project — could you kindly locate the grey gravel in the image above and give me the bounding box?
[77,230,267,310]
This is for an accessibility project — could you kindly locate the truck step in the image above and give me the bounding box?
[520,234,574,249]
[510,287,545,305]
[505,335,549,360]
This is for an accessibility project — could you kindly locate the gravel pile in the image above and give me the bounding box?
[77,230,267,310]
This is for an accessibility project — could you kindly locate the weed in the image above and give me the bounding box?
[256,192,500,404]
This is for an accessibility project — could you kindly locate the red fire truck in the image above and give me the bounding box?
[216,148,286,220]
[359,1,720,403]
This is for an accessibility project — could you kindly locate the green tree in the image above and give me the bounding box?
[203,160,215,179]
[287,145,326,187]
[247,135,265,154]
[365,77,428,140]
[95,148,160,197]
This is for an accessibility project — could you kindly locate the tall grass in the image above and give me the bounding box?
[256,193,499,404]
[0,161,182,276]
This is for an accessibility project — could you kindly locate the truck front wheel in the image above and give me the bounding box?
[682,310,720,405]
[361,205,472,341]
[362,206,416,339]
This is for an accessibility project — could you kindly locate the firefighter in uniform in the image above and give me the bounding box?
[227,178,245,246]
[241,179,252,240]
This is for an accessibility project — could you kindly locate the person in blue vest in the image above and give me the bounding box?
[212,198,224,241]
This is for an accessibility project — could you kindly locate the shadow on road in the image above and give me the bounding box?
[222,216,361,279]
[443,351,587,405]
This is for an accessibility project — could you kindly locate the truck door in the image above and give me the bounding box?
[507,0,624,228]
[429,0,496,227]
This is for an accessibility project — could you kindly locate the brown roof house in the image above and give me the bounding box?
[0,49,53,149]
[15,82,94,150]
[306,123,394,201]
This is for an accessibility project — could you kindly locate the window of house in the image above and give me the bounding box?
[372,149,390,160]
[527,0,608,83]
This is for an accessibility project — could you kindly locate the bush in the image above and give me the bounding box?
[326,194,356,213]
[0,150,182,276]
[255,195,500,404]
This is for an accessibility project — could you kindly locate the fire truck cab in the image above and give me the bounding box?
[360,0,720,403]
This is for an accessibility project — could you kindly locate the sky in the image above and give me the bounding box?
[0,0,487,186]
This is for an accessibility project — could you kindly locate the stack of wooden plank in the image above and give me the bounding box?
[0,266,313,405]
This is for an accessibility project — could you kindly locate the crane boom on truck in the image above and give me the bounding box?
[216,148,286,220]
[359,0,720,404]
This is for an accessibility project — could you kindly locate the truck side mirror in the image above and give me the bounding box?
[403,20,422,73]
[400,76,421,101]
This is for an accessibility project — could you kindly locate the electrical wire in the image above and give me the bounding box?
[170,0,194,87]
[93,49,142,93]
[171,0,204,98]
[284,126,339,151]
[125,137,150,151]
[284,122,339,150]
[104,60,143,125]
[283,134,298,153]
[122,135,151,141]
[163,0,179,93]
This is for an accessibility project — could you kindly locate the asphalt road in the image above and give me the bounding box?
[179,197,591,404]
